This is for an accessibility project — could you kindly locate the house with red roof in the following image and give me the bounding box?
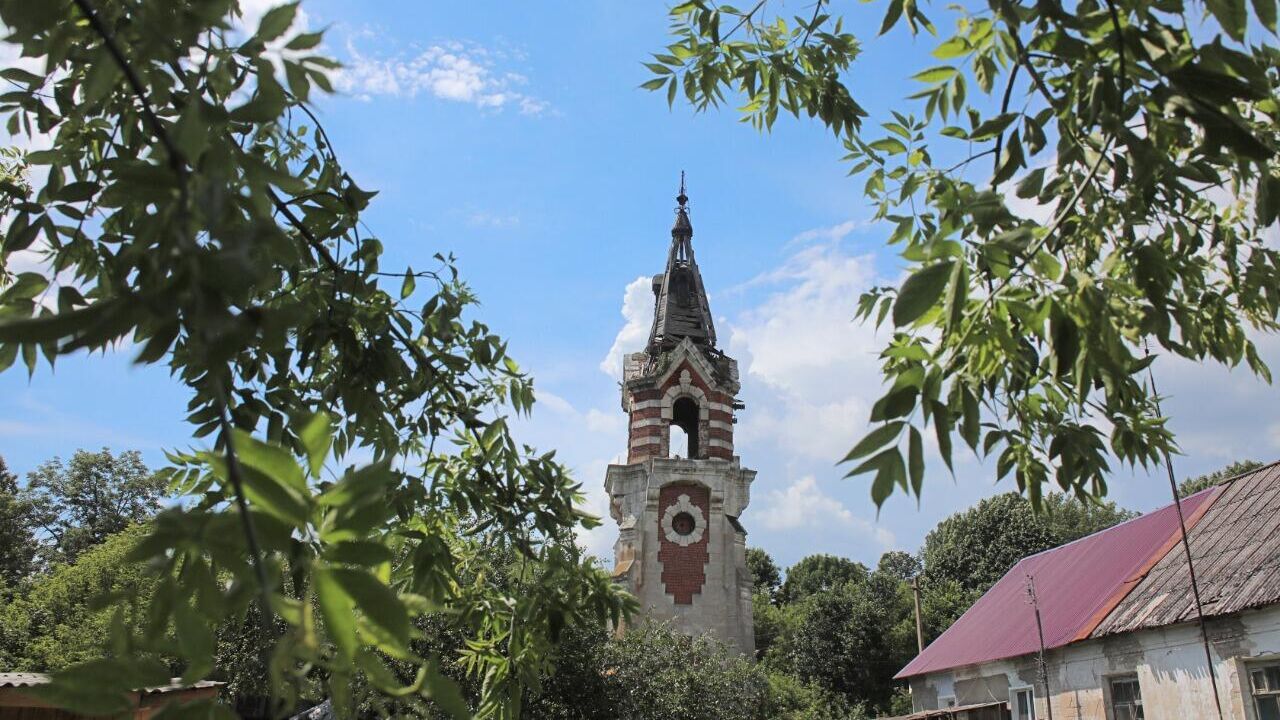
[892,461,1280,720]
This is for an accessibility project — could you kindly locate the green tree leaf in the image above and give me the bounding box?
[892,261,954,326]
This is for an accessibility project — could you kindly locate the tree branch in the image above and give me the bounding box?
[993,62,1022,177]
[1102,0,1128,101]
[947,136,1115,356]
[801,0,828,47]
[70,0,186,178]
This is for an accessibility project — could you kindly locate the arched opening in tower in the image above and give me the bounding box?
[671,397,700,459]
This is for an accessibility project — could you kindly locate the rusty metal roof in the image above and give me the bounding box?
[895,484,1222,679]
[1091,461,1280,637]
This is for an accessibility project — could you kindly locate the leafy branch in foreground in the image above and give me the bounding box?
[648,0,1280,507]
[0,0,632,717]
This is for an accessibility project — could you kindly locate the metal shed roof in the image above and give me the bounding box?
[1091,461,1280,636]
[895,483,1221,679]
[0,673,223,693]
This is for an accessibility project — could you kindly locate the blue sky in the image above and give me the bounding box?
[2,1,1278,570]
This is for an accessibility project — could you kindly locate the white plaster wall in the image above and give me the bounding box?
[910,604,1280,719]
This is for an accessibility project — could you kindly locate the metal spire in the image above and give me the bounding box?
[672,171,693,240]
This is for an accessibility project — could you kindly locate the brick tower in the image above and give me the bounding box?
[605,178,755,655]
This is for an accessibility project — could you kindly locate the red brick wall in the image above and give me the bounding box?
[657,483,710,604]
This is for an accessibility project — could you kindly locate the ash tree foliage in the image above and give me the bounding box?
[647,0,1280,508]
[0,0,631,717]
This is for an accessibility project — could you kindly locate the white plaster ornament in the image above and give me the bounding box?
[661,493,706,546]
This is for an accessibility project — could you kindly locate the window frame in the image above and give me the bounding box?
[1010,685,1037,720]
[1250,661,1280,720]
[1106,674,1144,720]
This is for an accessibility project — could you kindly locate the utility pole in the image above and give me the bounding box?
[1025,575,1055,720]
[911,576,925,654]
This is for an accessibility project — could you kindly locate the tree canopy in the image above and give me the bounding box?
[647,0,1280,509]
[779,553,868,604]
[1179,458,1266,495]
[746,547,782,599]
[0,456,38,592]
[24,448,165,563]
[0,523,154,672]
[0,0,630,715]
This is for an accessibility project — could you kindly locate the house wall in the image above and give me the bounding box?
[909,604,1280,719]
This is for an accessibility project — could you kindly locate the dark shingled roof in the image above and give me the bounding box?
[648,199,716,353]
[1090,460,1280,637]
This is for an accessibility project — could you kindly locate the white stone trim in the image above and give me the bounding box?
[630,435,662,448]
[660,382,708,421]
[707,438,733,449]
[707,402,734,414]
[630,417,665,429]
[653,337,720,391]
[632,399,665,412]
[661,493,706,547]
[708,420,734,432]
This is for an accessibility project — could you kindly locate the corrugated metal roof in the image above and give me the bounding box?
[1091,461,1280,637]
[0,673,48,688]
[0,673,222,693]
[895,485,1220,679]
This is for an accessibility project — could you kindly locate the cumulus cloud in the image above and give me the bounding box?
[599,276,653,379]
[334,40,550,114]
[757,476,895,549]
[727,237,887,460]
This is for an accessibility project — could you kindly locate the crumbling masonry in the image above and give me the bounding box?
[605,181,755,655]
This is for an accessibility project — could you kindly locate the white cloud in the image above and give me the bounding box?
[757,476,895,549]
[467,211,520,228]
[599,275,653,379]
[783,218,860,249]
[727,237,887,460]
[334,40,549,114]
[585,408,624,435]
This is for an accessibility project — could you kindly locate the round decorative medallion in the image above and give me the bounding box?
[661,493,706,546]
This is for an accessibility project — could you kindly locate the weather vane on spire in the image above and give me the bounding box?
[677,171,688,207]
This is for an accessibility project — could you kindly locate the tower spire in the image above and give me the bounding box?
[672,171,692,238]
[650,173,714,352]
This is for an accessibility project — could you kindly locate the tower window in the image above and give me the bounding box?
[671,397,700,458]
[671,511,696,536]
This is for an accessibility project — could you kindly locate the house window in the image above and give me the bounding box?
[1251,662,1280,720]
[1109,675,1144,720]
[1011,687,1036,720]
[939,695,956,708]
